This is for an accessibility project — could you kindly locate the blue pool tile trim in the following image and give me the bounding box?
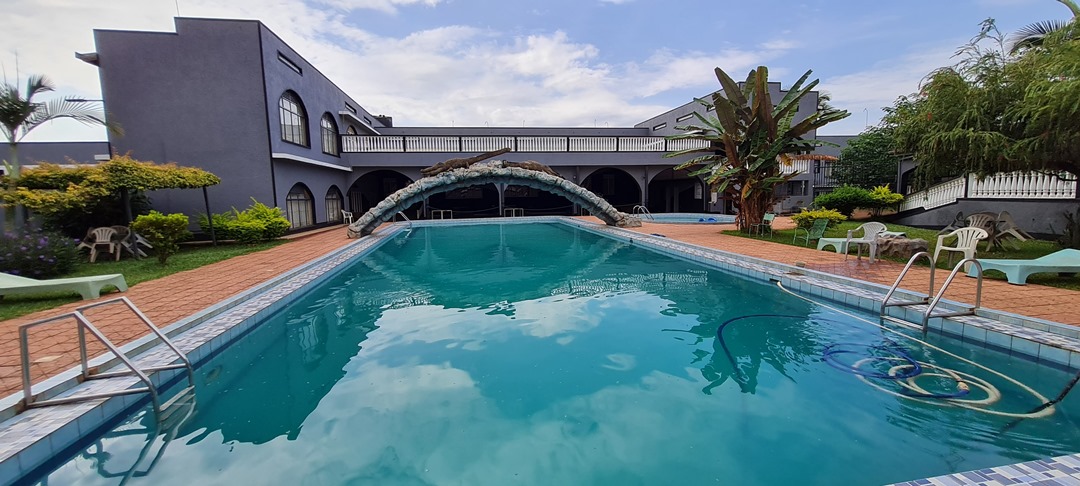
[1,217,1079,486]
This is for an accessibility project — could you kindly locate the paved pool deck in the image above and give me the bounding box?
[1,216,1077,401]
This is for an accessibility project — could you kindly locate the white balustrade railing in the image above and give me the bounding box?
[780,159,811,175]
[900,171,1077,212]
[900,177,966,212]
[341,135,710,153]
[968,171,1076,199]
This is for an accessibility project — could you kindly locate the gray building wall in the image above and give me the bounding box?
[891,199,1078,238]
[95,18,274,220]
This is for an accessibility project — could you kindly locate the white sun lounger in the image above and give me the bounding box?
[969,249,1080,285]
[0,272,129,300]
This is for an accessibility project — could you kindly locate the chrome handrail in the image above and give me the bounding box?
[631,205,654,220]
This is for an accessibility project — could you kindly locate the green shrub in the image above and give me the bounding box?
[868,185,904,215]
[0,229,79,278]
[131,211,192,264]
[813,186,876,217]
[198,199,290,243]
[790,208,847,229]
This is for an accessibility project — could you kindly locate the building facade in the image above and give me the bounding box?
[53,17,846,230]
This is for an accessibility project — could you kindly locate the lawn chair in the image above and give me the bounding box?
[749,213,775,237]
[0,272,128,300]
[793,219,829,247]
[970,248,1080,285]
[938,211,965,235]
[934,226,988,271]
[965,213,1000,251]
[77,227,121,263]
[818,222,887,262]
[342,210,354,225]
[996,211,1032,249]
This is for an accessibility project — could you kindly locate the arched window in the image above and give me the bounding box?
[279,91,308,147]
[285,183,315,229]
[320,113,339,156]
[345,125,358,135]
[325,186,344,223]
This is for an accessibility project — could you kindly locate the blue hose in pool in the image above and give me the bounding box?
[716,314,970,399]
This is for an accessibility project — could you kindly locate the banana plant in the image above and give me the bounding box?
[665,66,849,232]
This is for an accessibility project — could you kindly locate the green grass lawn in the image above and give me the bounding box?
[0,240,287,321]
[725,221,1080,290]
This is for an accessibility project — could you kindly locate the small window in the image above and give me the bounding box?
[363,116,372,126]
[706,105,715,112]
[285,183,315,229]
[279,91,309,147]
[652,123,667,131]
[277,52,302,75]
[345,126,358,135]
[675,114,694,123]
[320,113,339,156]
[325,186,344,223]
[344,103,357,114]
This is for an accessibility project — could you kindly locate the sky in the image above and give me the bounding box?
[0,0,1074,142]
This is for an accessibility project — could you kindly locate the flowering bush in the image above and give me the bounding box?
[0,229,79,278]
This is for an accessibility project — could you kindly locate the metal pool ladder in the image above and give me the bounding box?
[19,297,195,421]
[632,205,654,220]
[879,251,984,333]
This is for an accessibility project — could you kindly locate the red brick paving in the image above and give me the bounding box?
[2,217,1078,400]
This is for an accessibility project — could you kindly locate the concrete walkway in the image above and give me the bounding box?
[1,217,1077,399]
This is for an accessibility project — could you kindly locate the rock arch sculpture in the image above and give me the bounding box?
[347,161,641,237]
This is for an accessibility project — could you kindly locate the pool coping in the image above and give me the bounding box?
[1,216,1079,485]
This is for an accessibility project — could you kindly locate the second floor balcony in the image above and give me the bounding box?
[341,135,709,154]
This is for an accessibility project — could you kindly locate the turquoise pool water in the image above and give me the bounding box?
[647,212,734,224]
[27,223,1080,485]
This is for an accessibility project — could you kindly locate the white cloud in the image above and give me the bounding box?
[314,0,442,14]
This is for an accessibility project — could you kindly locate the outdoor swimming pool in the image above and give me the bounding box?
[646,212,735,224]
[20,222,1080,485]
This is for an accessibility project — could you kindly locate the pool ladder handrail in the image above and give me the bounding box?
[880,251,983,333]
[18,296,195,420]
[632,205,654,220]
[395,211,413,229]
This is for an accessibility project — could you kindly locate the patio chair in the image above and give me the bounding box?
[996,211,1032,249]
[965,213,1000,251]
[77,227,121,263]
[342,210,354,225]
[792,219,829,247]
[934,226,988,271]
[0,272,128,300]
[938,211,965,235]
[818,222,888,262]
[749,213,775,237]
[969,249,1080,285]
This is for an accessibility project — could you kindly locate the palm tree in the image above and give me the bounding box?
[665,66,849,232]
[1007,0,1079,54]
[0,74,119,227]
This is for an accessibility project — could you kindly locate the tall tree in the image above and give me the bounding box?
[1008,0,1079,54]
[0,74,119,227]
[833,127,901,190]
[665,66,849,231]
[886,18,1080,187]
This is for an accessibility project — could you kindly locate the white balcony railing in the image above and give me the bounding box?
[900,172,1077,212]
[340,135,709,153]
[780,159,812,175]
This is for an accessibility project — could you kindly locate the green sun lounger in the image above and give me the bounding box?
[0,272,129,300]
[969,249,1080,285]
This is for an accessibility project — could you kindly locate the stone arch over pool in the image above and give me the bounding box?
[347,162,642,237]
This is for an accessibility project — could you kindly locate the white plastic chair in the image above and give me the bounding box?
[965,213,999,251]
[83,227,120,263]
[846,222,887,262]
[341,210,354,225]
[934,227,988,271]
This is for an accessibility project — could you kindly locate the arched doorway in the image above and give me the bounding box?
[347,170,419,216]
[325,186,344,223]
[285,183,315,229]
[581,168,641,212]
[427,184,500,218]
[647,168,706,213]
[503,182,575,216]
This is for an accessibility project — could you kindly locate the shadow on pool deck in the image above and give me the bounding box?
[1,216,1077,399]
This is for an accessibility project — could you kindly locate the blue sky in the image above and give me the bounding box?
[0,0,1073,141]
